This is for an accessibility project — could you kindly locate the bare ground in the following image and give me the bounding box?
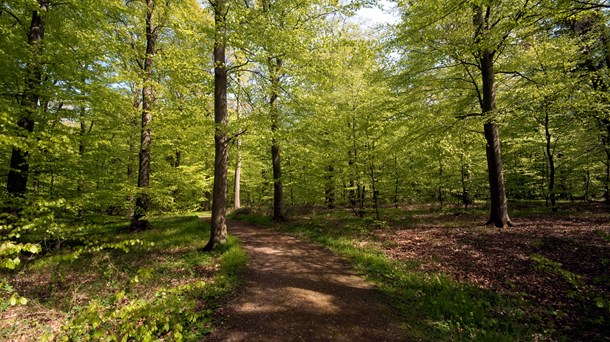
[370,207,610,340]
[207,220,406,342]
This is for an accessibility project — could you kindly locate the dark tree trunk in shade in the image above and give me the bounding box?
[77,107,90,219]
[475,5,512,228]
[325,165,335,209]
[203,0,229,251]
[602,120,610,205]
[131,0,156,231]
[6,0,48,198]
[269,57,284,221]
[543,109,557,212]
[484,123,511,227]
[271,138,283,220]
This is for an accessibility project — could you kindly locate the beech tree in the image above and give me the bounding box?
[5,0,49,201]
[130,0,158,231]
[203,0,229,251]
[392,0,564,227]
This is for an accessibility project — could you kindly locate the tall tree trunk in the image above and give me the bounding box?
[393,153,399,208]
[234,144,242,209]
[269,57,284,221]
[6,0,49,199]
[325,165,335,209]
[77,107,89,219]
[369,162,380,221]
[603,120,610,205]
[127,98,139,217]
[460,152,470,210]
[234,79,242,209]
[348,117,358,213]
[476,5,512,228]
[203,0,229,251]
[438,156,444,208]
[131,0,156,231]
[544,109,557,212]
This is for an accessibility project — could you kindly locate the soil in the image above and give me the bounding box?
[371,208,610,340]
[206,220,406,342]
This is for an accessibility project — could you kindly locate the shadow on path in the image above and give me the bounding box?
[206,220,406,342]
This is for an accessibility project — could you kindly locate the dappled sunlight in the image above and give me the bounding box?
[212,220,405,341]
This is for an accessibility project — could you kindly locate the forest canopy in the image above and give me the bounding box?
[0,0,609,243]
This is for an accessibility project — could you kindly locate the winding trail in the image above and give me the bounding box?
[207,220,406,341]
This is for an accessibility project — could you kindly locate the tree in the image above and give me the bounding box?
[5,0,49,201]
[392,0,560,227]
[131,0,158,231]
[473,4,512,227]
[203,0,229,251]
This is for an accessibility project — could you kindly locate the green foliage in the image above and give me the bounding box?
[0,281,28,310]
[1,215,247,340]
[531,253,610,326]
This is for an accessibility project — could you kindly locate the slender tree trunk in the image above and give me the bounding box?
[393,153,399,208]
[476,5,511,228]
[584,166,590,202]
[127,99,139,217]
[603,121,610,205]
[131,0,157,231]
[438,156,443,208]
[369,162,380,221]
[348,117,358,213]
[78,111,86,195]
[77,108,87,219]
[6,1,49,199]
[460,153,470,210]
[544,109,557,212]
[234,79,242,209]
[605,145,610,204]
[269,57,284,221]
[203,0,229,251]
[234,141,242,209]
[325,165,335,209]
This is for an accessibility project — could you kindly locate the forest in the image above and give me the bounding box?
[1,0,610,340]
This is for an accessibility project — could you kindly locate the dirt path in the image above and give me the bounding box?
[207,220,406,342]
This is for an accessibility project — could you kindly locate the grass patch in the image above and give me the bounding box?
[0,215,247,341]
[240,212,539,341]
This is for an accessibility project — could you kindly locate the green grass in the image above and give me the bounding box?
[239,212,538,341]
[1,214,247,341]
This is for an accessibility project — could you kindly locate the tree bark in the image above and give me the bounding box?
[460,152,470,210]
[234,78,242,209]
[393,153,399,208]
[438,156,444,208]
[325,165,335,209]
[234,142,242,209]
[544,109,557,212]
[6,0,49,198]
[476,5,512,228]
[484,123,511,227]
[77,107,88,219]
[131,0,156,231]
[269,57,284,221]
[203,0,229,251]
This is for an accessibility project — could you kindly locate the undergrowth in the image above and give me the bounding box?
[0,214,247,341]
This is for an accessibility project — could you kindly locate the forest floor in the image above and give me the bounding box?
[237,202,610,340]
[370,203,610,340]
[206,220,406,341]
[0,215,248,341]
